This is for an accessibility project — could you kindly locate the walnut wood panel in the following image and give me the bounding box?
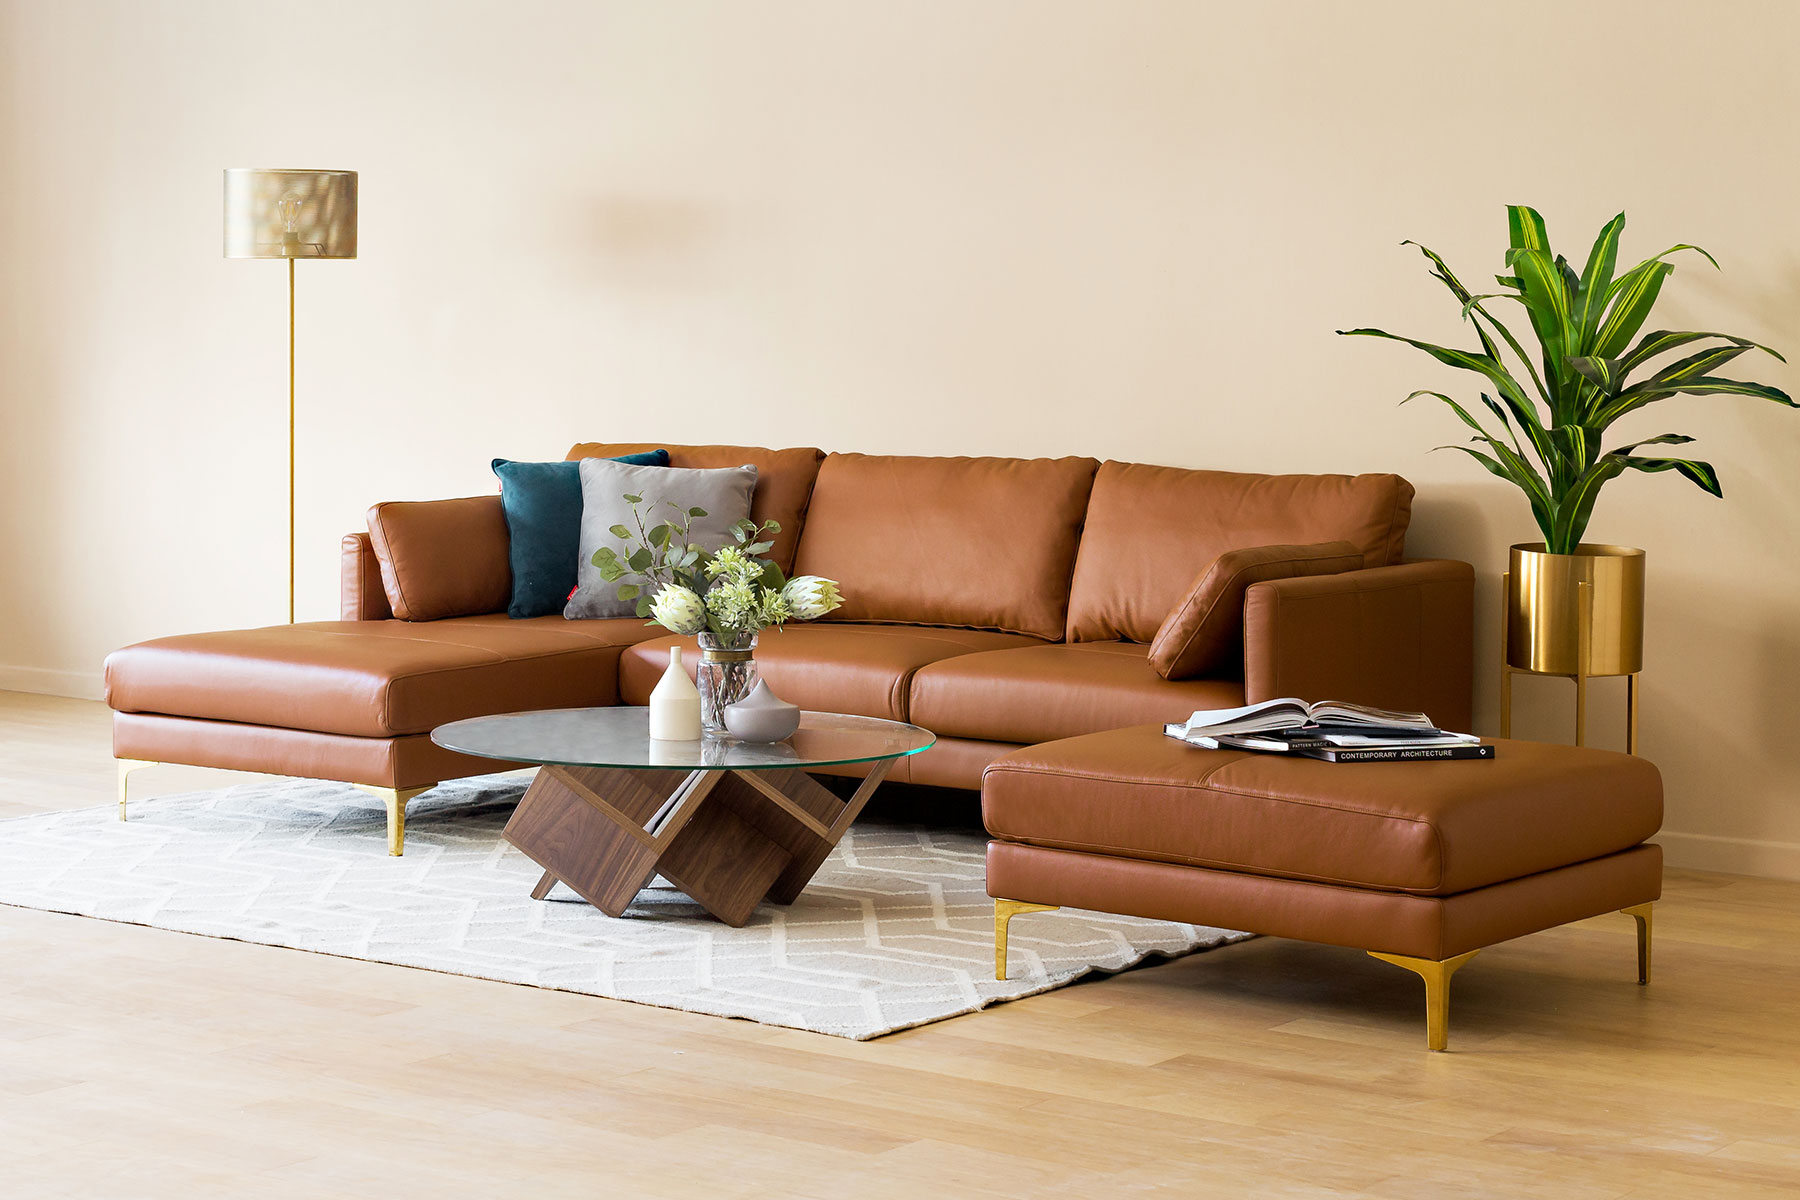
[655,778,795,926]
[766,763,893,903]
[502,765,690,916]
[505,762,901,923]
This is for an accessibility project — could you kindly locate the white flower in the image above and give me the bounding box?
[782,576,843,621]
[648,584,707,635]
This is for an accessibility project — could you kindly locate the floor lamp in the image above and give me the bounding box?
[223,168,358,623]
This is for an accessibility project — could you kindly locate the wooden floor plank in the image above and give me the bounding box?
[1,690,1797,1196]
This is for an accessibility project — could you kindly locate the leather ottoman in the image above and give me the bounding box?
[982,725,1663,1050]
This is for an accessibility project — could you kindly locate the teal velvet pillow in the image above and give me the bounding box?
[493,451,669,618]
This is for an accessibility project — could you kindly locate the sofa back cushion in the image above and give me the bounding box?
[1067,462,1415,643]
[366,495,511,621]
[565,442,824,573]
[1146,541,1365,680]
[792,453,1099,640]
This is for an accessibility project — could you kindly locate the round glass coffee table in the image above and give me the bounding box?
[432,708,935,926]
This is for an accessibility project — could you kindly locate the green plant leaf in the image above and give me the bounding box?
[1592,260,1673,361]
[1573,213,1626,340]
[1338,328,1537,415]
[1613,454,1723,497]
[1436,443,1555,541]
[634,597,654,619]
[608,524,631,540]
[622,493,642,505]
[598,561,624,582]
[1507,205,1549,254]
[627,548,654,572]
[616,583,640,601]
[1399,241,1552,403]
[1549,457,1627,553]
[647,523,672,547]
[688,507,708,518]
[759,561,785,589]
[1619,329,1787,375]
[1566,356,1624,396]
[1599,375,1798,425]
[1504,247,1577,390]
[1608,433,1696,455]
[744,541,774,556]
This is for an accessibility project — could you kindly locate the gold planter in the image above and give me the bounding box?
[1500,543,1645,752]
[1506,544,1645,675]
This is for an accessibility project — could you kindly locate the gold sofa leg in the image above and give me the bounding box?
[116,759,158,821]
[1623,902,1654,985]
[994,899,1060,980]
[353,785,431,856]
[1369,949,1480,1052]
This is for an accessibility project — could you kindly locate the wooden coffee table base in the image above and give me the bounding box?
[501,759,894,926]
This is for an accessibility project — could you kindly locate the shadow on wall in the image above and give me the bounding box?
[570,195,726,288]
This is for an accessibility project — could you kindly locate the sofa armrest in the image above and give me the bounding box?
[1242,559,1475,732]
[340,532,394,621]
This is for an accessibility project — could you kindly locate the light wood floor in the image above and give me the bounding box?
[2,691,1797,1198]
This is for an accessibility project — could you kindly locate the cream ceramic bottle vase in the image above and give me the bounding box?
[648,646,702,741]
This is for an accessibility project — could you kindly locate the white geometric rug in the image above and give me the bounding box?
[0,775,1252,1039]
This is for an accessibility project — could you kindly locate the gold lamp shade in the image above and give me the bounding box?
[223,168,357,259]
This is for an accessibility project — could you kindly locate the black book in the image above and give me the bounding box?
[1295,743,1495,763]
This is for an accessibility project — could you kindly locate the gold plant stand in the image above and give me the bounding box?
[1499,570,1640,753]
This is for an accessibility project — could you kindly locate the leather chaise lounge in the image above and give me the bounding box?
[105,443,1475,855]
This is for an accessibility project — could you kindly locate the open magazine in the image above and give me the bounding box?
[1165,698,1485,759]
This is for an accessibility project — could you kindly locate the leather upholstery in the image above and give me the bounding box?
[564,442,824,573]
[908,642,1245,745]
[621,624,1040,721]
[1244,558,1475,733]
[792,453,1099,640]
[105,617,660,738]
[982,727,1663,896]
[365,495,512,621]
[112,712,505,792]
[986,840,1663,961]
[339,533,393,621]
[1066,463,1415,643]
[1147,541,1363,680]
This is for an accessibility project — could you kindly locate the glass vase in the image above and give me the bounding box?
[696,631,759,732]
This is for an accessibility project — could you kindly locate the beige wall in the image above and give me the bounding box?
[3,0,1798,876]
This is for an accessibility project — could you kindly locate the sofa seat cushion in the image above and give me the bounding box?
[981,726,1663,896]
[104,617,660,738]
[620,624,1040,721]
[908,642,1245,745]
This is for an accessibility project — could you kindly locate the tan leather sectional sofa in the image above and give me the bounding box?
[105,443,1475,849]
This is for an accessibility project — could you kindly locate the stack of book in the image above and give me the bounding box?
[1164,698,1493,762]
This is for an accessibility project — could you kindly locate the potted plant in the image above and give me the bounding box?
[1340,205,1792,679]
[591,499,843,729]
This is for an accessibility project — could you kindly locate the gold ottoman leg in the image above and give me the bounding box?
[1370,949,1480,1052]
[116,759,158,821]
[994,899,1060,980]
[1622,902,1654,985]
[353,785,432,856]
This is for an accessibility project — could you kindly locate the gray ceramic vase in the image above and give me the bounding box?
[722,679,802,743]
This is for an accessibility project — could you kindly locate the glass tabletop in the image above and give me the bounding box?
[431,707,936,772]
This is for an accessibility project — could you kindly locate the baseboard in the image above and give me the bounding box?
[0,665,104,701]
[1658,831,1800,882]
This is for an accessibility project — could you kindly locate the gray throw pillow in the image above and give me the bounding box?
[564,459,758,620]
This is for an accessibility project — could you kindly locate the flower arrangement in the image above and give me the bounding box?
[590,494,844,728]
[591,495,844,644]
